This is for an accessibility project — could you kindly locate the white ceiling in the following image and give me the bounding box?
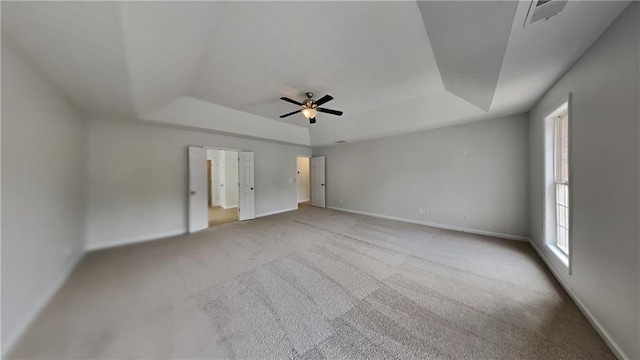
[419,1,518,111]
[188,1,443,127]
[1,1,631,147]
[1,2,135,118]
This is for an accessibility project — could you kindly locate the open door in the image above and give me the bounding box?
[188,146,208,233]
[238,151,255,220]
[311,156,326,208]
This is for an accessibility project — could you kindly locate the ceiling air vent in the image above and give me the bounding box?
[524,0,568,27]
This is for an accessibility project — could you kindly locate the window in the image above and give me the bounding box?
[544,97,570,268]
[554,110,569,255]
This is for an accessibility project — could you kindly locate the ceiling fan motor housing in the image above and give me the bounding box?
[303,92,316,108]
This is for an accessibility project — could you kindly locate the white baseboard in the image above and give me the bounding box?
[529,241,629,360]
[221,204,238,210]
[298,198,310,203]
[256,207,298,218]
[327,206,529,242]
[85,230,186,252]
[2,251,83,357]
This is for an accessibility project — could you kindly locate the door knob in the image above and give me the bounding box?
[190,191,196,195]
[251,187,254,190]
[321,184,325,186]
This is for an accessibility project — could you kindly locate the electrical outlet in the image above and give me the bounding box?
[462,149,469,156]
[429,209,433,215]
[463,214,468,221]
[418,208,424,215]
[339,199,343,204]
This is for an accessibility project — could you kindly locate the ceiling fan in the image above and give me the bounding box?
[279,92,343,124]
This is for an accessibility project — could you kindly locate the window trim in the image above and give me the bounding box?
[542,94,573,274]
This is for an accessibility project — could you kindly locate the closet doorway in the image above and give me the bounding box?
[207,149,239,227]
[297,157,311,208]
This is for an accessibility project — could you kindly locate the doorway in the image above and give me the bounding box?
[207,149,239,227]
[297,157,311,208]
[189,147,255,233]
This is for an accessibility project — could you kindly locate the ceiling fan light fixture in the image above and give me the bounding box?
[301,107,317,119]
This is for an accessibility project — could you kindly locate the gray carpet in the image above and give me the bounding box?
[9,207,614,359]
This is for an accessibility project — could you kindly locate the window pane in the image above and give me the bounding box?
[556,184,567,206]
[555,182,569,255]
[556,113,569,182]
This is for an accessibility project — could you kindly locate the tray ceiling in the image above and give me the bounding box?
[1,1,630,146]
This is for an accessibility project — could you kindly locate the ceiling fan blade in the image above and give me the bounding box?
[309,117,316,124]
[280,97,303,106]
[279,109,301,118]
[317,107,343,116]
[314,94,334,106]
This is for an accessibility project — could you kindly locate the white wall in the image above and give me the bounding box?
[224,150,239,208]
[1,40,87,352]
[85,119,310,249]
[297,157,310,202]
[314,114,529,239]
[529,4,639,359]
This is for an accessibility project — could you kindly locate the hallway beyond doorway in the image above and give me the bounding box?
[207,148,240,227]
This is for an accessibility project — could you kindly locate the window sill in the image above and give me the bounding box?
[546,243,569,268]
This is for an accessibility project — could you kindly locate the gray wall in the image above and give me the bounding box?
[85,119,310,249]
[1,40,87,351]
[314,114,529,239]
[529,3,639,359]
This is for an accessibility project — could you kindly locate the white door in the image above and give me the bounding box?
[218,151,226,208]
[238,151,255,220]
[188,146,208,233]
[212,151,220,206]
[311,156,326,208]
